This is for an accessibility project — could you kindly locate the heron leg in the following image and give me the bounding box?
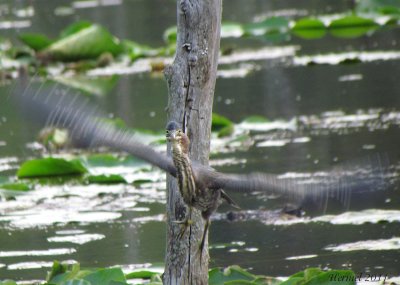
[199,218,210,253]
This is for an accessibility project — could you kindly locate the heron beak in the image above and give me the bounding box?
[167,130,177,141]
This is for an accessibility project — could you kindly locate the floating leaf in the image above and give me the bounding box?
[244,17,289,36]
[304,270,355,285]
[218,125,234,138]
[163,26,177,44]
[329,16,378,38]
[59,21,93,39]
[87,174,126,184]
[242,115,269,123]
[122,40,159,61]
[0,280,18,285]
[17,158,87,178]
[292,18,326,39]
[280,268,356,285]
[0,182,31,191]
[60,280,91,285]
[133,179,153,186]
[209,265,255,285]
[43,25,123,61]
[18,33,53,51]
[83,268,127,284]
[212,113,234,131]
[125,270,158,279]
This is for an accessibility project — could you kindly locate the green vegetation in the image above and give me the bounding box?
[212,113,235,137]
[17,158,87,178]
[0,262,357,285]
[1,0,399,81]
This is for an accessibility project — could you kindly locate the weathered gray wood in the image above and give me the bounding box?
[163,0,222,284]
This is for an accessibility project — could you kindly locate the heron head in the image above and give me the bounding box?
[166,121,184,143]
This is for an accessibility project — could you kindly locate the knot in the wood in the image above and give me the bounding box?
[182,43,191,51]
[179,0,188,14]
[188,52,198,67]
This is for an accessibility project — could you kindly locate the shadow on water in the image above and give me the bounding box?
[0,0,400,282]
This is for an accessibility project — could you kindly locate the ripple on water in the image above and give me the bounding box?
[325,237,400,252]
[7,259,76,270]
[47,233,105,245]
[4,210,121,229]
[0,248,76,257]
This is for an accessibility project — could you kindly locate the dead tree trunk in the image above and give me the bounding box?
[163,0,222,284]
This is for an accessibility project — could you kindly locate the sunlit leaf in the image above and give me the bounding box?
[17,158,87,178]
[329,16,378,38]
[163,26,177,44]
[60,21,93,39]
[279,277,303,285]
[18,33,54,51]
[43,25,123,61]
[292,18,326,39]
[0,182,31,191]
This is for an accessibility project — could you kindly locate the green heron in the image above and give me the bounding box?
[14,82,387,253]
[166,121,239,251]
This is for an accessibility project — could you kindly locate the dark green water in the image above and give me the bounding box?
[0,0,400,282]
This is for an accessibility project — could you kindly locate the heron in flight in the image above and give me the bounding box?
[13,79,387,253]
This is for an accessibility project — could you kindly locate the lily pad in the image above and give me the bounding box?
[244,17,289,36]
[0,280,18,285]
[292,18,326,39]
[0,182,31,191]
[125,270,158,279]
[163,26,177,44]
[87,174,126,184]
[19,33,54,51]
[122,40,159,60]
[242,115,269,123]
[17,158,87,178]
[329,16,379,38]
[83,268,127,284]
[60,21,93,39]
[280,268,356,285]
[212,113,234,131]
[42,24,123,61]
[209,265,256,284]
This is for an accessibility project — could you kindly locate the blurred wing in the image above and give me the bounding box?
[13,77,177,177]
[204,153,390,208]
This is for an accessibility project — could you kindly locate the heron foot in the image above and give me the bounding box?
[173,218,193,239]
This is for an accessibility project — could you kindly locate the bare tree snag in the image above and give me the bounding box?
[163,0,222,284]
